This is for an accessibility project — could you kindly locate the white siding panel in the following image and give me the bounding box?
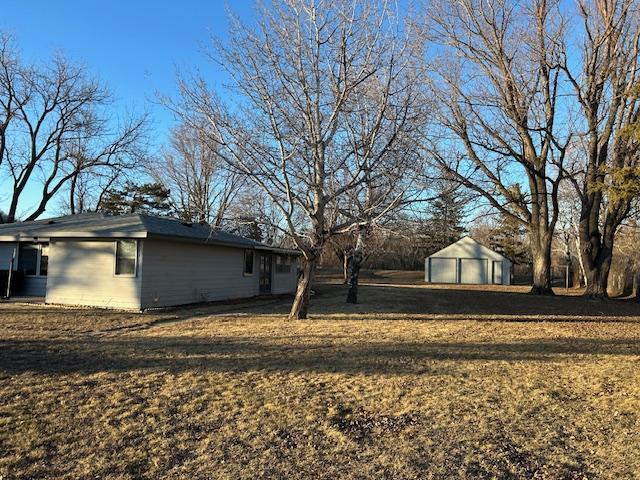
[140,240,261,308]
[431,236,507,262]
[503,261,512,285]
[46,239,142,309]
[460,258,488,284]
[429,258,457,283]
[492,261,503,284]
[272,257,298,294]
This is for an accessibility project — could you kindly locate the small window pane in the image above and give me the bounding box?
[115,240,137,275]
[275,255,292,273]
[39,244,49,276]
[244,250,254,275]
[18,244,38,276]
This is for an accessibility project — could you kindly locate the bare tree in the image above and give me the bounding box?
[422,0,571,294]
[562,0,640,298]
[557,176,588,287]
[0,34,147,222]
[0,33,26,173]
[168,0,423,318]
[340,146,419,303]
[152,123,244,226]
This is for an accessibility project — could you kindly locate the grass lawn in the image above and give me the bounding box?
[1,276,640,479]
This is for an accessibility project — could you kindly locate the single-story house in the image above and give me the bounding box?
[425,236,511,285]
[0,213,300,309]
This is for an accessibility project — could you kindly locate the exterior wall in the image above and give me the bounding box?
[431,237,504,262]
[426,237,512,285]
[140,239,262,308]
[0,242,18,270]
[272,257,299,294]
[501,260,512,285]
[46,239,142,309]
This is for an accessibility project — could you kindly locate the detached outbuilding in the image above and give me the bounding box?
[425,236,511,285]
[0,213,299,309]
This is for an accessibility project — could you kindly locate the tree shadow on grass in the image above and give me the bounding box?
[1,335,638,376]
[256,283,640,319]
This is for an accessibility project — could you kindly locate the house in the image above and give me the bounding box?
[0,213,300,309]
[425,236,511,285]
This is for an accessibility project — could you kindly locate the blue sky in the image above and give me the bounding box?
[0,1,255,217]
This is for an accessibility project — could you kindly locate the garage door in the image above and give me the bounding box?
[460,258,488,284]
[429,258,457,283]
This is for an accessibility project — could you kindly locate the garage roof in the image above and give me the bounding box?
[0,212,300,255]
[428,236,510,262]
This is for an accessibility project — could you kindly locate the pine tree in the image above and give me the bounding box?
[99,182,172,216]
[488,184,531,265]
[424,184,466,255]
[489,212,530,265]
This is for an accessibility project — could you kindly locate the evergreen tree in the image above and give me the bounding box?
[98,182,172,216]
[228,217,264,242]
[489,212,531,265]
[424,183,466,254]
[488,185,531,265]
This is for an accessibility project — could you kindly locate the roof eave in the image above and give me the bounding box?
[0,231,148,242]
[146,233,301,255]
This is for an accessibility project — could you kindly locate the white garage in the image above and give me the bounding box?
[425,237,511,285]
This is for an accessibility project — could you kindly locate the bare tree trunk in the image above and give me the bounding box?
[580,214,619,298]
[346,228,367,304]
[342,252,349,285]
[574,235,587,288]
[530,231,554,295]
[289,257,317,320]
[581,235,614,299]
[583,258,612,298]
[69,173,78,215]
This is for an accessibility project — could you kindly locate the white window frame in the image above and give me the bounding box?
[114,239,138,277]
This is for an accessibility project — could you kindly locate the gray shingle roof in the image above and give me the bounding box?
[0,213,299,254]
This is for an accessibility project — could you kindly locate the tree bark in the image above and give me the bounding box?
[342,251,349,285]
[346,228,367,304]
[579,212,618,299]
[581,232,614,299]
[529,230,554,295]
[289,256,317,320]
[583,258,612,298]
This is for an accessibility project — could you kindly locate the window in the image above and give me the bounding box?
[39,244,49,276]
[275,255,292,273]
[18,244,39,276]
[244,250,254,275]
[115,240,137,276]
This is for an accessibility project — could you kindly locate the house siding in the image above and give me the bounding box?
[140,239,263,308]
[272,257,299,294]
[45,239,142,309]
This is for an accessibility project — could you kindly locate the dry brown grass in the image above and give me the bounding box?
[1,279,640,479]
